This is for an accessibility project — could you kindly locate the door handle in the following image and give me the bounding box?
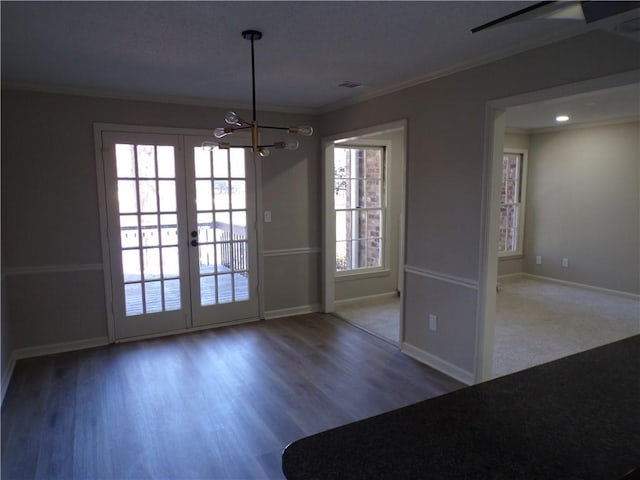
[191,239,199,247]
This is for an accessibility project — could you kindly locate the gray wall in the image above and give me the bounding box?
[335,129,404,302]
[1,91,319,352]
[2,30,639,385]
[524,121,639,294]
[319,31,639,378]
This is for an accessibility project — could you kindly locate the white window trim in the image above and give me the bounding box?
[498,148,528,258]
[333,143,389,277]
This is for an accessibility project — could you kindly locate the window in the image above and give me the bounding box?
[499,150,527,256]
[334,146,386,272]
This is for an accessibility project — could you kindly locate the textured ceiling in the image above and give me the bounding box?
[2,1,639,124]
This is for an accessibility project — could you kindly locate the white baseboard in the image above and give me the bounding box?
[497,272,524,281]
[401,342,474,385]
[2,336,110,405]
[2,353,17,405]
[264,304,322,320]
[12,336,110,361]
[522,273,640,300]
[334,291,398,307]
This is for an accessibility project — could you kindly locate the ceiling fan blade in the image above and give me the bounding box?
[471,0,640,34]
[471,1,564,33]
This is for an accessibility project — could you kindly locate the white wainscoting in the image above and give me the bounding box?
[401,342,474,385]
[402,265,478,385]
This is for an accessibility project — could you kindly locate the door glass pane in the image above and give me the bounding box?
[118,180,138,213]
[124,283,143,316]
[229,149,245,178]
[116,145,136,178]
[139,181,158,212]
[164,279,181,311]
[120,215,139,248]
[137,145,156,178]
[145,281,163,313]
[200,275,216,306]
[232,212,247,240]
[218,274,233,303]
[193,145,250,307]
[162,247,180,279]
[114,142,182,317]
[214,180,230,210]
[122,250,141,282]
[233,241,248,270]
[157,146,175,178]
[194,148,211,178]
[158,180,176,212]
[215,212,231,242]
[197,213,214,243]
[234,273,249,301]
[143,248,161,280]
[213,149,228,177]
[198,244,216,275]
[196,180,213,211]
[231,180,246,209]
[140,214,159,247]
[160,214,178,246]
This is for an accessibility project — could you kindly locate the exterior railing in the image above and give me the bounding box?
[121,221,247,276]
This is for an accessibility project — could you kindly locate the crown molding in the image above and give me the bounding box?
[1,81,317,116]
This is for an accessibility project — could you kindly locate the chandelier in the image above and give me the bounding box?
[212,30,313,157]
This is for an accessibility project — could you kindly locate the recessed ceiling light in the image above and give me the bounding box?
[556,115,570,122]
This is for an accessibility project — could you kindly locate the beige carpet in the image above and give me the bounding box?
[334,278,640,380]
[335,296,400,345]
[493,276,640,378]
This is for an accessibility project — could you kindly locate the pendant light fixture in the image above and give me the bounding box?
[212,30,313,157]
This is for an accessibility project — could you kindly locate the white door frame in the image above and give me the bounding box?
[322,119,407,336]
[94,123,263,342]
[475,69,640,382]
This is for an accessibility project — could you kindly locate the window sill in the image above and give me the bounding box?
[335,268,391,282]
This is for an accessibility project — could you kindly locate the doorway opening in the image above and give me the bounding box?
[322,120,407,346]
[477,71,640,382]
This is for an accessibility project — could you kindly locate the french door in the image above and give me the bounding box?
[101,130,259,339]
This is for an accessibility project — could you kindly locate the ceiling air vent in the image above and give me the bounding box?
[338,81,363,89]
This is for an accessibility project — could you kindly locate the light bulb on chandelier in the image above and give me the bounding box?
[207,30,313,156]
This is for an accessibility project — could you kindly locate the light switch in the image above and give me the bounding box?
[264,210,272,223]
[428,314,437,332]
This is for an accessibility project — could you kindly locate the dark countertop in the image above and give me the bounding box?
[282,335,640,480]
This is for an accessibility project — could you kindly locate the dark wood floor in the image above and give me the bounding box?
[2,313,463,480]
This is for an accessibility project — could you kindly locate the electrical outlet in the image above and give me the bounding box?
[562,258,569,268]
[428,314,438,332]
[536,255,542,265]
